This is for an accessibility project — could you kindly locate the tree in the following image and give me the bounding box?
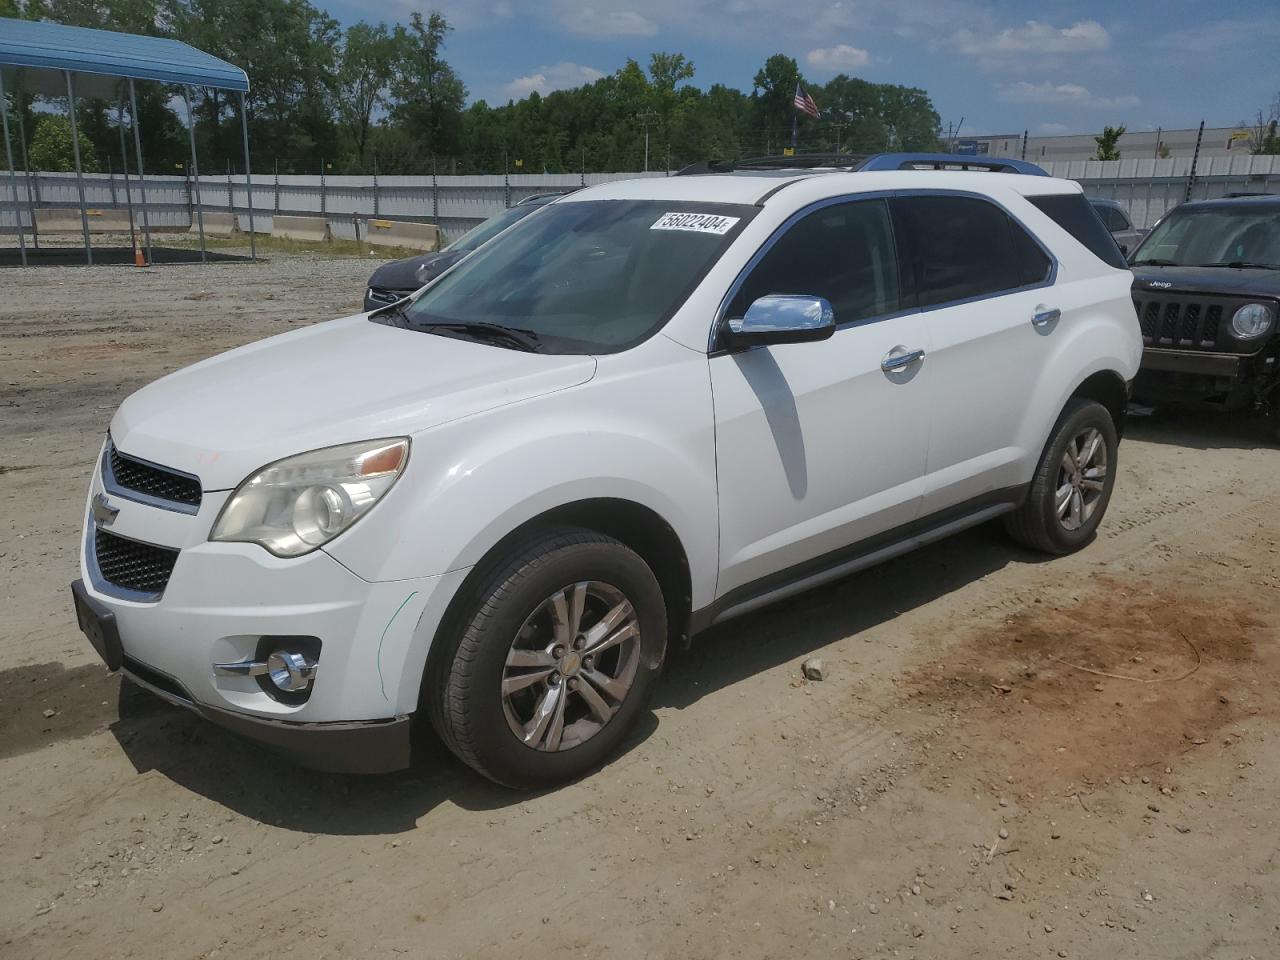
[389,11,466,158]
[337,22,397,166]
[751,54,803,151]
[1094,125,1125,160]
[1244,92,1280,155]
[648,52,694,93]
[28,114,100,172]
[179,0,341,164]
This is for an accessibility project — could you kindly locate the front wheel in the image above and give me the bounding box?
[427,527,667,789]
[1005,398,1119,555]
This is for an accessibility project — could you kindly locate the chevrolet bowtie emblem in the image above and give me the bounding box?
[92,492,119,527]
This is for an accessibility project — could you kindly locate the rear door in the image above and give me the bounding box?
[889,193,1057,517]
[710,197,930,599]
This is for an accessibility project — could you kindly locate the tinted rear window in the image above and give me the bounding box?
[891,195,1049,308]
[1032,194,1128,268]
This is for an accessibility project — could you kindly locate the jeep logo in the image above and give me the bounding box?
[1148,280,1173,289]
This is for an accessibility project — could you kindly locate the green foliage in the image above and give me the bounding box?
[1094,125,1125,161]
[388,12,466,158]
[7,0,943,174]
[337,21,396,165]
[28,113,100,172]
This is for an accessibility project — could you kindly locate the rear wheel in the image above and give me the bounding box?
[427,527,667,788]
[1005,398,1118,554]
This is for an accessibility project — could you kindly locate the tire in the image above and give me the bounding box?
[426,526,667,789]
[1005,398,1119,555]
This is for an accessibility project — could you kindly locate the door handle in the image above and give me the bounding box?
[881,347,925,372]
[1032,306,1061,328]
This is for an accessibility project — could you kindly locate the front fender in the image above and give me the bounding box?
[325,336,719,604]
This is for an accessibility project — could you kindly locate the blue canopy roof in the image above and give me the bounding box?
[0,18,248,93]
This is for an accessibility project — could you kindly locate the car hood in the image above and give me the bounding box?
[1131,265,1280,297]
[367,251,464,291]
[110,315,596,490]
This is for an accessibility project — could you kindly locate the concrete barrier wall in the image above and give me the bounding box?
[271,215,331,243]
[363,218,439,251]
[195,212,240,237]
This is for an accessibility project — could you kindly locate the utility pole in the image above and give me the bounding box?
[636,109,658,172]
[830,119,846,154]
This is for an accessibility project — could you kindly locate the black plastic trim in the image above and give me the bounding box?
[689,485,1025,634]
[119,655,413,774]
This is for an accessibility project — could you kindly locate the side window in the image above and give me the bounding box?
[1028,193,1128,269]
[890,195,1032,307]
[1009,215,1052,286]
[727,199,900,324]
[1111,207,1133,232]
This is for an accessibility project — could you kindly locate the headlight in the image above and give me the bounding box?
[210,438,409,557]
[1231,302,1275,339]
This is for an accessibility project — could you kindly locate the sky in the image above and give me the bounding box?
[323,0,1280,136]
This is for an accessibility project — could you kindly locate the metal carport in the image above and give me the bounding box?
[0,17,254,266]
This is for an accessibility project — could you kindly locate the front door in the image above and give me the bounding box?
[710,198,931,599]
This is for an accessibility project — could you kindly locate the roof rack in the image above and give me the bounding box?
[674,154,864,176]
[859,153,1049,176]
[674,152,1050,178]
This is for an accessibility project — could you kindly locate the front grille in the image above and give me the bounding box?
[106,439,202,510]
[94,529,179,596]
[1131,291,1269,354]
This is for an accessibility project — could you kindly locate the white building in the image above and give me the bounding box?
[963,126,1255,163]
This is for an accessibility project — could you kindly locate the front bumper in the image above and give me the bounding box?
[1141,347,1245,377]
[114,638,412,774]
[76,460,469,772]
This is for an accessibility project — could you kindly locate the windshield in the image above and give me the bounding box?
[446,203,542,252]
[1132,206,1280,268]
[401,199,756,353]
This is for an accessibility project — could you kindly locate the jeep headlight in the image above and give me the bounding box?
[211,438,409,557]
[1231,302,1275,339]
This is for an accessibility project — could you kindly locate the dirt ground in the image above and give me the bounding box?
[2,253,1279,960]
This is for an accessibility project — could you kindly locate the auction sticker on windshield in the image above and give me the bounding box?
[650,212,741,235]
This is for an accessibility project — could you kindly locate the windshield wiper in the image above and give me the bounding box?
[422,321,542,352]
[1201,260,1280,270]
[1134,258,1178,266]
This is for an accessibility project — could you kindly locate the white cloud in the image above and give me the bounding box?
[996,81,1138,110]
[806,44,871,71]
[565,7,658,36]
[952,19,1110,56]
[500,62,606,99]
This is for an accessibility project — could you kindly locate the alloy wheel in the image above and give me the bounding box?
[501,581,641,752]
[1056,426,1108,532]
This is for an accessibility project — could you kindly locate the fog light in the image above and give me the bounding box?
[266,650,317,692]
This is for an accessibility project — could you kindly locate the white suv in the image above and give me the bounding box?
[73,156,1141,787]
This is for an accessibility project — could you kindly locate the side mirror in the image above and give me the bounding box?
[723,294,836,349]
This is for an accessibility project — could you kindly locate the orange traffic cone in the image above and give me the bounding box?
[133,247,146,267]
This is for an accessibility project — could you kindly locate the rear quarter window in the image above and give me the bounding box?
[1031,194,1129,269]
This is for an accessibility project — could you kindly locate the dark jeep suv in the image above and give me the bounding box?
[1129,194,1280,439]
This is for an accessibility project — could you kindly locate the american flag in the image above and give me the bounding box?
[793,84,820,119]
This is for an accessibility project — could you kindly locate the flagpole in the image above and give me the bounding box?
[791,84,799,151]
